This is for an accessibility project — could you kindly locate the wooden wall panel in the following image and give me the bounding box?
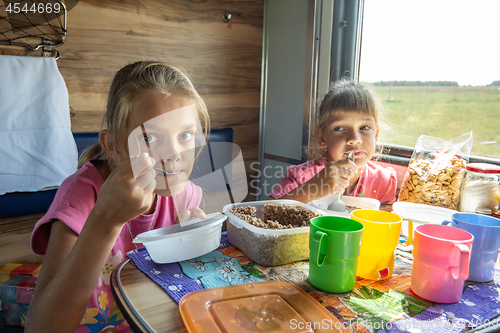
[60,0,263,126]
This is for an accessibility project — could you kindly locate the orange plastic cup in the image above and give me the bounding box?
[351,209,412,280]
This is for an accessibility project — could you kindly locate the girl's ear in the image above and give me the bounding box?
[100,130,126,162]
[375,127,380,141]
[316,127,327,148]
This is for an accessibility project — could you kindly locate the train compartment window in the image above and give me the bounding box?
[356,0,500,163]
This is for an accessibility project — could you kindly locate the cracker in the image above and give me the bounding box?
[398,156,466,209]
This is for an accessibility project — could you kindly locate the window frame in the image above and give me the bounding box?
[374,144,500,167]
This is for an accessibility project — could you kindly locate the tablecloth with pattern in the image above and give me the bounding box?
[127,232,500,332]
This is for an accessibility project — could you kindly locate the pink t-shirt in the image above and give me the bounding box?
[31,161,202,332]
[270,159,397,204]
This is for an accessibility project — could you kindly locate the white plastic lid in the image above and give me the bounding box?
[476,207,493,215]
[133,212,226,243]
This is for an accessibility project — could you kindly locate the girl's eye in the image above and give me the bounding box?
[360,125,371,131]
[333,126,345,132]
[141,133,158,144]
[179,131,193,141]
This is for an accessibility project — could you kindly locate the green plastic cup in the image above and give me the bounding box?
[309,216,364,293]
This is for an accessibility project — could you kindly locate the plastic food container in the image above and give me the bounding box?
[132,213,226,263]
[223,200,322,266]
[179,281,347,333]
[309,195,380,217]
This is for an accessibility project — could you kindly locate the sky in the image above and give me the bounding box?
[359,0,500,86]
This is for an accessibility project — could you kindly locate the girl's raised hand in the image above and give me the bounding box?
[93,153,157,226]
[312,157,358,197]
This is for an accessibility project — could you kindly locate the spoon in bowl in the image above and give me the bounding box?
[327,151,355,212]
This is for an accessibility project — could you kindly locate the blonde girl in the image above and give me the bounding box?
[270,79,397,204]
[26,61,209,333]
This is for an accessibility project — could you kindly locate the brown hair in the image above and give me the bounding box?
[309,78,386,160]
[78,61,210,168]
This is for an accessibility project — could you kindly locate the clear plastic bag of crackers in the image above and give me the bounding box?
[398,131,473,210]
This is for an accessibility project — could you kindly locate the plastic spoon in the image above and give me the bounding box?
[153,167,181,175]
[327,151,355,212]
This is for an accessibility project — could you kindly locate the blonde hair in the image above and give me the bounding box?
[309,78,385,160]
[78,61,210,168]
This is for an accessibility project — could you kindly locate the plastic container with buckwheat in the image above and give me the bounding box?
[223,200,322,266]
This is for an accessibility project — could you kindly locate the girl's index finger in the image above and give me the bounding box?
[346,159,358,175]
[327,159,357,179]
[327,158,351,170]
[129,152,155,179]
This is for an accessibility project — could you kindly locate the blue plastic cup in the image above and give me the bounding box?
[442,212,500,282]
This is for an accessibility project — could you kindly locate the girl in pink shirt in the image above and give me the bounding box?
[270,79,397,204]
[26,62,210,333]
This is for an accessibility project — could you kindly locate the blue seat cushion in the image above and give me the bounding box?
[73,132,100,158]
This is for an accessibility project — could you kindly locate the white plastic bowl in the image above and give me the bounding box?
[309,195,381,217]
[133,213,226,263]
[392,201,456,239]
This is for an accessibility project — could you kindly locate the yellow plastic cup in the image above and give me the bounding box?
[351,209,413,280]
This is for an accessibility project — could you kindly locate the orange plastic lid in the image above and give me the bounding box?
[179,281,350,333]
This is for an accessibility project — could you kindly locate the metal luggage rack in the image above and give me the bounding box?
[0,0,67,58]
